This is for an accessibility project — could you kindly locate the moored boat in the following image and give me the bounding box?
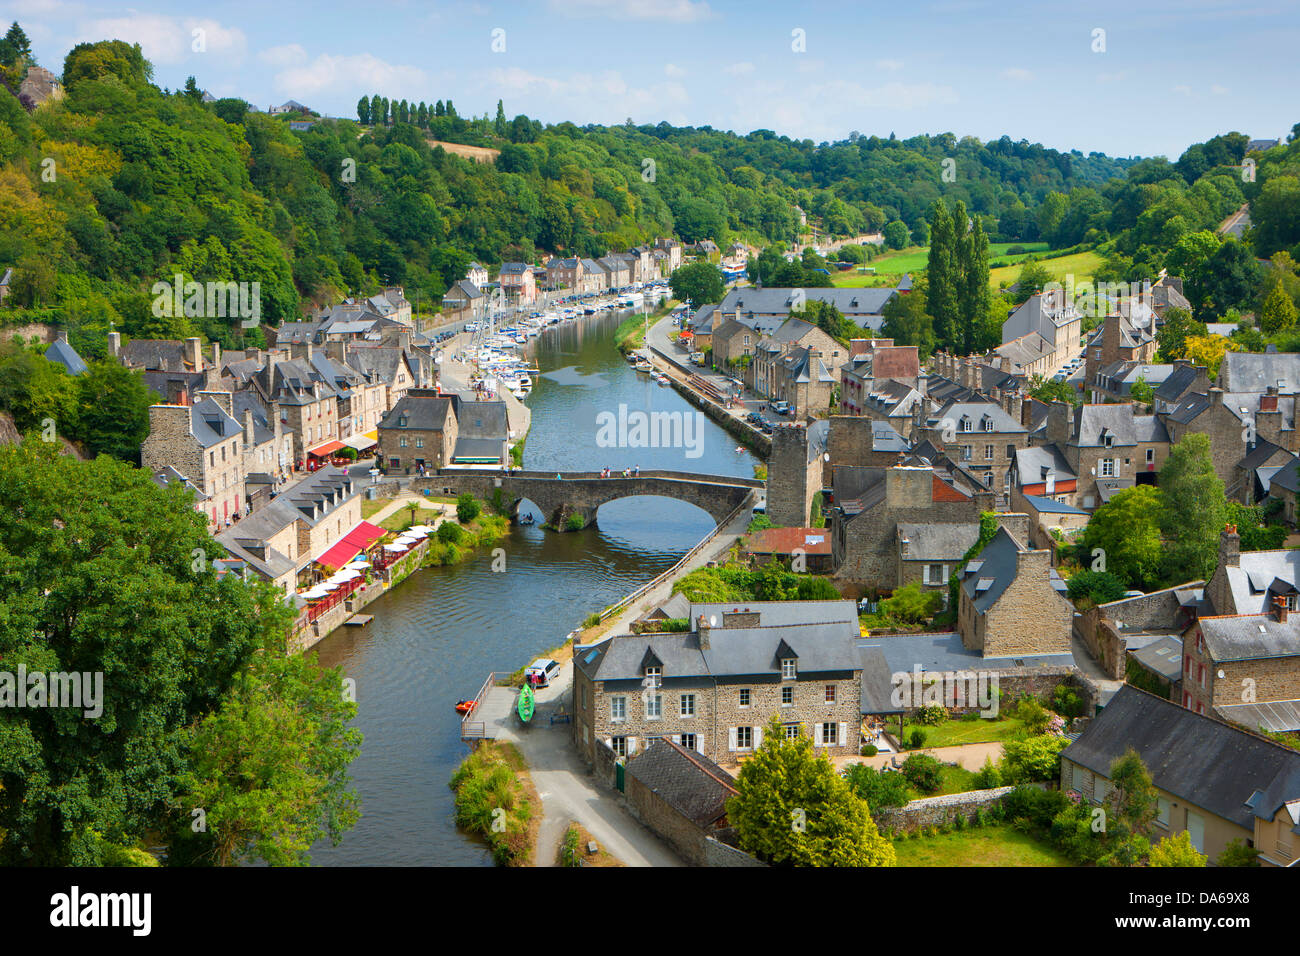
[517,684,535,723]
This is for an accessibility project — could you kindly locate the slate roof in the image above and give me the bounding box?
[1221,549,1300,614]
[1061,685,1300,832]
[44,338,88,375]
[1271,458,1300,494]
[932,400,1026,434]
[1215,700,1300,734]
[456,399,509,440]
[151,465,207,502]
[1199,614,1300,662]
[1154,364,1205,404]
[897,522,981,561]
[190,398,241,448]
[1073,403,1168,446]
[858,647,902,714]
[717,287,896,328]
[859,630,1073,675]
[1127,634,1183,681]
[1022,494,1087,515]
[1220,352,1300,393]
[624,739,736,828]
[960,526,1067,614]
[120,339,192,371]
[379,391,455,432]
[689,600,857,630]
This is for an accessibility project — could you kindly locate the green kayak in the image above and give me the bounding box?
[517,684,535,723]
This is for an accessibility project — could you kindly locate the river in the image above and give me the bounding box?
[309,310,759,865]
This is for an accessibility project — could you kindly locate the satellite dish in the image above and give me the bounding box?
[824,453,831,461]
[709,615,718,627]
[1217,669,1225,679]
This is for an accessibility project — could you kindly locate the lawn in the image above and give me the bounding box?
[832,242,1050,284]
[901,715,1027,748]
[891,823,1073,866]
[989,249,1103,290]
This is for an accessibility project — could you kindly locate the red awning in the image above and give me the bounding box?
[308,440,347,458]
[315,520,386,571]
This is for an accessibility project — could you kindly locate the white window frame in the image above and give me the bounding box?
[1099,458,1115,478]
[781,685,793,707]
[646,694,662,720]
[821,722,838,745]
[739,688,751,708]
[610,696,627,722]
[680,693,695,717]
[781,658,797,679]
[735,726,753,750]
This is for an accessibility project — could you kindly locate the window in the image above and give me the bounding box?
[1156,798,1170,828]
[1146,448,1155,464]
[611,696,627,722]
[611,736,627,758]
[399,437,408,448]
[984,444,994,460]
[739,688,751,708]
[961,445,972,461]
[825,685,837,704]
[821,722,839,745]
[781,686,793,707]
[983,418,994,432]
[389,458,400,469]
[783,724,800,741]
[1006,444,1016,459]
[646,694,662,719]
[924,563,945,585]
[679,733,697,751]
[415,438,424,448]
[645,666,661,683]
[960,418,971,432]
[1099,458,1114,477]
[735,726,753,749]
[781,658,797,679]
[680,694,695,717]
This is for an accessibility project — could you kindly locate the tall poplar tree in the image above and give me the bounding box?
[926,198,958,350]
[356,96,371,124]
[961,215,990,354]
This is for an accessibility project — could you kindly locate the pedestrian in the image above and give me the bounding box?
[633,464,639,476]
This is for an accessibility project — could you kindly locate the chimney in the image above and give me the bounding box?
[185,336,203,371]
[290,341,314,362]
[108,331,121,359]
[1274,595,1289,625]
[1046,400,1073,446]
[210,341,221,368]
[195,390,234,416]
[243,408,255,448]
[696,614,710,649]
[1209,387,1224,406]
[1219,524,1241,570]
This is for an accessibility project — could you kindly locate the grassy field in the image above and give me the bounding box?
[832,242,1050,285]
[990,249,1103,290]
[891,823,1073,866]
[902,715,1027,748]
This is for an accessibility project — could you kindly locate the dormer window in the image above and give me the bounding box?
[645,666,661,683]
[982,416,994,432]
[781,659,797,679]
[1104,434,1114,448]
[397,415,408,427]
[960,416,972,432]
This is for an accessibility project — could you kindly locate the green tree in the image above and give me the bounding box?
[1216,838,1260,867]
[926,198,958,348]
[1027,375,1081,405]
[669,261,725,306]
[1077,485,1165,590]
[1106,748,1158,839]
[1148,830,1208,867]
[880,279,936,359]
[455,492,481,524]
[842,763,911,811]
[1159,433,1226,582]
[1260,281,1299,335]
[1154,307,1206,361]
[1013,259,1053,301]
[71,359,153,461]
[882,219,909,250]
[494,99,507,136]
[0,442,348,865]
[901,753,943,793]
[879,581,941,624]
[356,96,371,125]
[959,215,990,354]
[727,717,895,867]
[999,735,1070,784]
[178,643,361,866]
[1129,376,1154,406]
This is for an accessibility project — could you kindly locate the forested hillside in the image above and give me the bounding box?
[1,26,1296,365]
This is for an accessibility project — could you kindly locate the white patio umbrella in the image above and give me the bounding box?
[327,569,361,584]
[344,560,371,570]
[383,543,409,552]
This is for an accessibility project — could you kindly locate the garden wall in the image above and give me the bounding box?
[874,786,1016,834]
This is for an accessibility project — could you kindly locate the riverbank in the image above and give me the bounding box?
[615,299,677,354]
[449,741,541,866]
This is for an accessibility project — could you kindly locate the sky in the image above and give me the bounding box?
[4,0,1297,159]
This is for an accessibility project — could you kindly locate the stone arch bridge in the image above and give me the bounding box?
[411,469,763,531]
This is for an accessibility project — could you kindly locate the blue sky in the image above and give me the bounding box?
[5,0,1297,158]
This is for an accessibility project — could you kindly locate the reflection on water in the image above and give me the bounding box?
[308,311,758,865]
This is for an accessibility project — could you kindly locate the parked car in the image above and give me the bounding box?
[524,658,562,688]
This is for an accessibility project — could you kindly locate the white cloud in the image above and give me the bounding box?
[482,66,689,122]
[1001,67,1032,81]
[723,61,755,76]
[259,44,308,68]
[273,52,430,99]
[75,14,247,66]
[875,58,904,71]
[1211,84,1228,95]
[1172,84,1192,96]
[664,62,686,78]
[546,0,713,22]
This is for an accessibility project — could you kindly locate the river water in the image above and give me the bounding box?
[310,310,759,866]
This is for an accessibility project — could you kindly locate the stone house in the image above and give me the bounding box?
[1162,388,1258,498]
[214,467,362,594]
[711,287,896,335]
[465,262,489,289]
[839,340,920,414]
[918,400,1028,502]
[895,522,982,592]
[829,463,994,586]
[449,399,509,466]
[1083,312,1156,389]
[1061,684,1300,865]
[498,262,536,303]
[760,344,837,417]
[1181,598,1300,728]
[142,393,246,531]
[249,348,341,463]
[1152,361,1211,414]
[1016,401,1170,512]
[442,279,487,321]
[654,238,683,274]
[546,257,583,290]
[1000,289,1082,377]
[598,256,630,289]
[826,415,911,468]
[573,600,864,769]
[957,525,1073,657]
[623,739,738,865]
[377,388,457,473]
[766,420,828,528]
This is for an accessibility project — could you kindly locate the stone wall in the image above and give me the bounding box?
[1075,584,1200,681]
[767,425,815,528]
[701,835,765,867]
[874,786,1015,834]
[624,767,718,866]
